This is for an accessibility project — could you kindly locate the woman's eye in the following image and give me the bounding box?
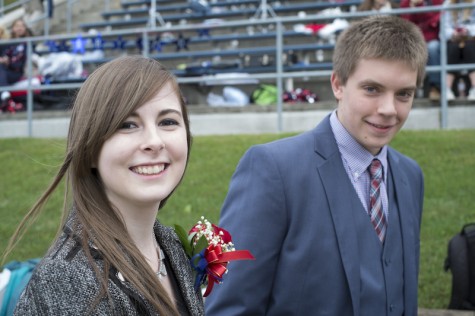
[159,118,179,127]
[119,121,138,129]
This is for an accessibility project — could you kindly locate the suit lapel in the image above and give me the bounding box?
[313,117,361,316]
[387,151,418,312]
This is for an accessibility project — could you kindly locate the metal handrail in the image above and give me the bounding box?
[0,0,30,16]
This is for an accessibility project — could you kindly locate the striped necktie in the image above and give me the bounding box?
[368,159,387,242]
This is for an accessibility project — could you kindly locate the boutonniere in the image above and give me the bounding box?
[175,217,255,297]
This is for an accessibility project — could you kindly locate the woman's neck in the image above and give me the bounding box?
[114,202,160,249]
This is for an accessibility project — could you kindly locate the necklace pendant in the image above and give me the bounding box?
[159,263,167,277]
[157,247,167,278]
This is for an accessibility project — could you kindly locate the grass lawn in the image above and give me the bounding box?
[1,129,474,309]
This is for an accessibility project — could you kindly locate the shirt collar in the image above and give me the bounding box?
[330,110,388,181]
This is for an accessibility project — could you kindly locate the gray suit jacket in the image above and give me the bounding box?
[15,219,204,315]
[205,115,424,315]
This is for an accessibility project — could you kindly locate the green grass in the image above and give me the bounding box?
[1,130,474,309]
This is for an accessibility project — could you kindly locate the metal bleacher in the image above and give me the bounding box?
[91,0,361,30]
[72,1,359,78]
[0,0,363,136]
[12,0,357,91]
[109,0,284,16]
[121,0,179,6]
[2,0,475,137]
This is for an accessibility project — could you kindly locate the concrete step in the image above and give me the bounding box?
[1,103,474,138]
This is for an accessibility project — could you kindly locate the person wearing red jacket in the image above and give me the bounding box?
[400,0,444,101]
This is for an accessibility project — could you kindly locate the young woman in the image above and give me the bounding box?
[4,56,204,315]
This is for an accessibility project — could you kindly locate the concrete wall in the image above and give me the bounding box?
[1,106,473,138]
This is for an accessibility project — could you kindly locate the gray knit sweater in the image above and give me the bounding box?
[14,220,205,315]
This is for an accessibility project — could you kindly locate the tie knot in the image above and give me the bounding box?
[369,159,382,180]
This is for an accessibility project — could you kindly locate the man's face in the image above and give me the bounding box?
[331,58,418,155]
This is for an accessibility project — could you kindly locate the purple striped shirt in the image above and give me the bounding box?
[329,110,389,221]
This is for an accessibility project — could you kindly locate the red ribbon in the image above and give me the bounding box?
[202,244,254,297]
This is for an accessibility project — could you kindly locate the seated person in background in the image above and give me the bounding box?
[0,18,32,87]
[400,0,444,101]
[358,0,394,12]
[443,0,475,100]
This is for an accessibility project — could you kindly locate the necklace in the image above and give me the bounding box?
[156,246,167,278]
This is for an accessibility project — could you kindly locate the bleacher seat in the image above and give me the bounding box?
[81,1,362,31]
[26,0,363,91]
[121,0,184,8]
[33,0,361,99]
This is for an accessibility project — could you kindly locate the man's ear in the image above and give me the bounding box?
[330,72,343,102]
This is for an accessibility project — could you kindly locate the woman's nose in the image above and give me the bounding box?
[140,127,165,152]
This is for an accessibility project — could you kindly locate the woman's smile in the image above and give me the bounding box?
[130,164,168,175]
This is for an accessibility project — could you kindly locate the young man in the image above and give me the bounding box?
[205,15,427,315]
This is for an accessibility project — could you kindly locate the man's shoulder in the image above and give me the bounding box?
[387,147,423,178]
[256,126,322,150]
[388,147,419,165]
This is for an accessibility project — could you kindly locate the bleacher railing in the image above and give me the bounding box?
[1,1,474,136]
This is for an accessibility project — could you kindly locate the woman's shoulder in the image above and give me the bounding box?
[15,235,117,315]
[30,236,96,286]
[14,251,95,314]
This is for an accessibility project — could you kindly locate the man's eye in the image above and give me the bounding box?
[364,86,378,93]
[398,91,414,99]
[119,121,138,129]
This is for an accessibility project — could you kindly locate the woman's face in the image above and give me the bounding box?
[12,20,27,38]
[96,82,188,213]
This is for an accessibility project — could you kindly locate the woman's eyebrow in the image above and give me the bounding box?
[127,108,182,118]
[158,109,182,117]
